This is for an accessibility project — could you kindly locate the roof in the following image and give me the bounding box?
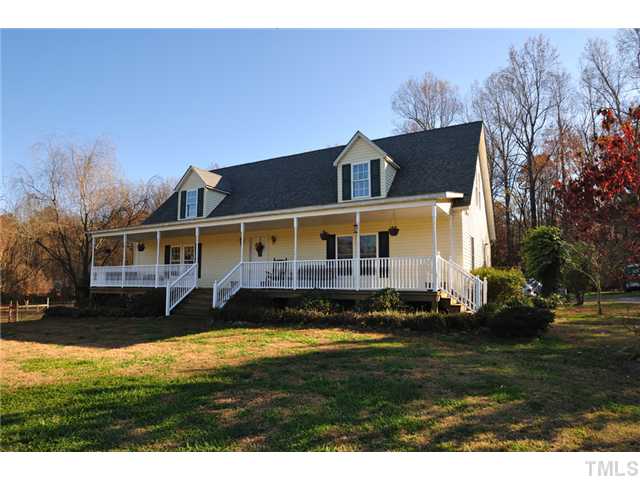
[174,165,228,192]
[143,121,484,225]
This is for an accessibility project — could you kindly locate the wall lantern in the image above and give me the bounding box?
[319,230,330,241]
[271,235,277,244]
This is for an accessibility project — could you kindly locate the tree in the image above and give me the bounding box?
[471,72,521,264]
[522,226,566,296]
[391,72,463,132]
[502,36,562,228]
[15,138,168,302]
[557,107,640,312]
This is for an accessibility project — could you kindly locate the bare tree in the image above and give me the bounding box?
[15,138,164,302]
[502,35,561,228]
[616,28,640,89]
[391,72,463,132]
[471,72,521,264]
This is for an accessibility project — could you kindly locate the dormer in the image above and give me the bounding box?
[174,166,229,220]
[333,131,399,202]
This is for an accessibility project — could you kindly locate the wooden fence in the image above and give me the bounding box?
[0,298,69,322]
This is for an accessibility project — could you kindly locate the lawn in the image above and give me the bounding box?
[1,303,639,451]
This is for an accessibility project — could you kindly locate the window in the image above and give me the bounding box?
[183,246,195,264]
[185,190,197,218]
[352,162,370,198]
[170,246,181,264]
[359,234,377,258]
[337,236,353,259]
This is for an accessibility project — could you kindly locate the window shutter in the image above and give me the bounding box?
[164,245,171,264]
[378,231,389,278]
[370,159,381,197]
[197,242,202,278]
[179,191,186,219]
[326,234,336,259]
[341,164,351,201]
[378,231,389,257]
[197,188,204,217]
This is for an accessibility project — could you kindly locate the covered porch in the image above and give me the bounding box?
[90,199,486,313]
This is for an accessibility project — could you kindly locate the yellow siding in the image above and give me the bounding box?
[461,157,491,270]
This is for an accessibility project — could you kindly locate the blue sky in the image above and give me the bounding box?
[1,29,617,184]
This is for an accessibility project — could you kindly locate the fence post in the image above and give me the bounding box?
[46,297,50,308]
[475,277,481,310]
[212,280,218,309]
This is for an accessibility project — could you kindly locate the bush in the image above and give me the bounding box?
[360,288,406,312]
[474,302,501,327]
[532,293,563,309]
[487,305,555,338]
[522,226,566,296]
[213,303,480,333]
[471,267,525,304]
[292,290,337,314]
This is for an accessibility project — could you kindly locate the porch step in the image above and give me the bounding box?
[172,288,213,319]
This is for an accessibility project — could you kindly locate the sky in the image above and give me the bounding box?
[1,29,618,185]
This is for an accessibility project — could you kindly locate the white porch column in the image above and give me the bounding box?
[431,206,438,290]
[240,222,245,286]
[90,235,95,287]
[195,226,200,282]
[121,233,127,288]
[355,210,360,291]
[448,211,454,293]
[155,231,160,288]
[293,217,298,290]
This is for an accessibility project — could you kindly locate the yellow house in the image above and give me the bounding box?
[90,121,495,314]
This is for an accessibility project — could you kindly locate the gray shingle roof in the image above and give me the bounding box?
[143,121,483,225]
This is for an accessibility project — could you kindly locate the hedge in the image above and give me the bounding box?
[472,267,525,304]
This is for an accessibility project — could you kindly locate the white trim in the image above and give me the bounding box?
[333,131,399,169]
[91,193,464,238]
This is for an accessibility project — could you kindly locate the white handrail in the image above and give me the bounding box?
[212,262,242,309]
[165,263,198,316]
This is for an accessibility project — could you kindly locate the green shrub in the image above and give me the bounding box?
[361,288,406,312]
[213,304,480,332]
[487,305,555,338]
[471,267,525,304]
[292,290,337,314]
[522,226,566,295]
[532,293,563,309]
[474,302,501,326]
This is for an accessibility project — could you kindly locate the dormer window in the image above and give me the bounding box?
[185,190,198,218]
[352,162,370,198]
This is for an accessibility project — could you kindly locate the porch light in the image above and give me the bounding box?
[271,235,277,244]
[319,230,330,241]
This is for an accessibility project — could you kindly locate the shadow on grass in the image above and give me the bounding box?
[2,333,639,451]
[0,316,212,349]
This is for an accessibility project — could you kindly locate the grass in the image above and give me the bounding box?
[1,302,639,451]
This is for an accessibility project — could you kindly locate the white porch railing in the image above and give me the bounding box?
[165,263,198,316]
[212,262,242,309]
[212,256,487,312]
[91,264,193,288]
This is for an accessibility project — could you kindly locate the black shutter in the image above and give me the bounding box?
[179,191,186,219]
[378,231,389,257]
[197,188,204,217]
[197,242,202,278]
[341,164,351,201]
[164,245,171,264]
[370,159,381,197]
[326,234,336,259]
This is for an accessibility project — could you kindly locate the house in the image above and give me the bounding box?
[89,121,495,314]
